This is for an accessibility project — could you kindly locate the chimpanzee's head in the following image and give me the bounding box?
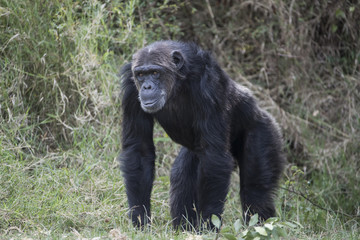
[131,41,184,113]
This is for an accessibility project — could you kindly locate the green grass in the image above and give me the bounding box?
[1,148,359,239]
[1,0,360,239]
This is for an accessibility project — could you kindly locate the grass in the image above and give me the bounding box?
[1,0,360,239]
[1,149,359,239]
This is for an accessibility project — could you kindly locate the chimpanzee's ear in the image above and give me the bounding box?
[171,50,184,70]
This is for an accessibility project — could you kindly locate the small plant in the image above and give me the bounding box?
[212,214,302,240]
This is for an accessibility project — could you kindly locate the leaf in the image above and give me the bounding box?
[274,226,287,237]
[264,223,274,231]
[254,226,268,236]
[222,226,231,233]
[264,217,278,224]
[281,221,297,229]
[290,165,298,171]
[248,213,258,226]
[293,221,304,228]
[211,214,221,229]
[335,9,346,19]
[331,24,338,33]
[234,219,242,233]
[223,233,237,240]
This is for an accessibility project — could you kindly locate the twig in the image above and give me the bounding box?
[280,186,360,219]
[205,0,218,33]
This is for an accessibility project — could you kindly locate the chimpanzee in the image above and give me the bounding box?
[119,40,284,230]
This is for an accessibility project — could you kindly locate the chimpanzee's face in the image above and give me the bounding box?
[132,45,184,113]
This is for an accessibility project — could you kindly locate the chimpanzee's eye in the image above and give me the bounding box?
[136,72,145,82]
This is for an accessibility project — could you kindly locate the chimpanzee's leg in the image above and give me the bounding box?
[170,147,200,229]
[197,150,233,229]
[239,115,284,222]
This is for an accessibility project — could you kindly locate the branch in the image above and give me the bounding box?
[280,186,360,219]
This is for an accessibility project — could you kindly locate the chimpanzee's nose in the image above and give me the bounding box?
[143,81,154,90]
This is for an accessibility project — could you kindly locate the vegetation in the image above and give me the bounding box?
[0,0,359,239]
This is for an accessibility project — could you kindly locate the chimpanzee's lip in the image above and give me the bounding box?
[140,95,166,113]
[143,98,160,106]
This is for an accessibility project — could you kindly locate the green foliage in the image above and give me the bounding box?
[217,214,302,240]
[211,214,222,229]
[0,0,183,152]
[1,0,359,239]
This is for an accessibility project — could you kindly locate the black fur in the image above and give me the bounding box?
[119,41,285,229]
